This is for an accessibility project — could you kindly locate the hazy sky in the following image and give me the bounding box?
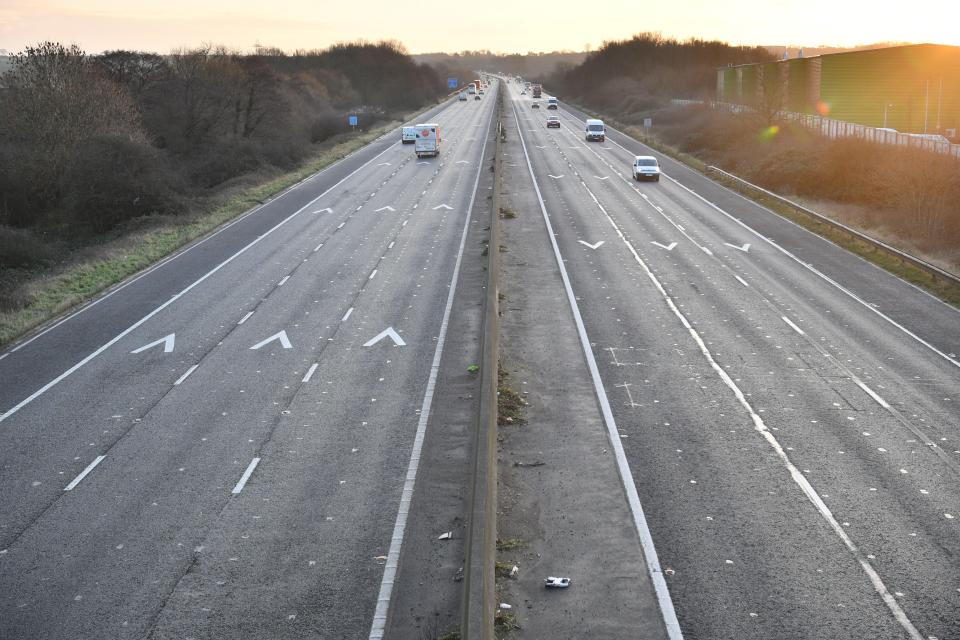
[1,0,958,55]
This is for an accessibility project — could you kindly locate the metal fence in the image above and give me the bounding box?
[670,99,960,159]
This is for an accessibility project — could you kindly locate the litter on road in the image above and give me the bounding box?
[544,576,571,588]
[438,531,452,540]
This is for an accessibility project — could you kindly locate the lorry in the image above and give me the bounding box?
[532,84,542,98]
[414,123,440,157]
[473,79,482,92]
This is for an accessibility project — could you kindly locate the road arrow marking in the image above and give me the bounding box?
[433,204,453,210]
[312,208,333,214]
[376,162,391,166]
[456,160,469,164]
[579,240,605,249]
[131,333,175,354]
[725,242,751,252]
[417,161,430,165]
[363,327,406,347]
[250,330,292,350]
[548,174,564,179]
[651,241,678,251]
[535,145,547,149]
[594,176,609,180]
[375,206,395,212]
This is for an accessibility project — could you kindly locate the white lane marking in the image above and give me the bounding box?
[64,455,106,491]
[782,316,806,335]
[513,104,683,640]
[547,174,565,179]
[313,243,324,252]
[387,241,395,249]
[362,327,405,347]
[376,162,391,166]
[735,275,750,287]
[725,242,751,252]
[341,307,354,322]
[553,108,926,640]
[433,204,453,210]
[594,175,609,180]
[174,364,199,386]
[402,220,408,227]
[0,136,404,425]
[277,276,290,287]
[369,94,492,640]
[368,270,378,280]
[302,363,318,383]
[701,246,713,256]
[231,457,261,494]
[250,330,293,350]
[560,108,960,370]
[238,311,254,325]
[375,206,395,212]
[313,208,333,214]
[651,241,678,251]
[337,222,346,229]
[456,160,469,164]
[854,379,891,409]
[130,333,175,354]
[579,240,605,250]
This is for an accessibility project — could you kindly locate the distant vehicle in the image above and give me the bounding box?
[546,115,560,128]
[468,84,476,94]
[632,155,660,181]
[585,118,605,141]
[473,79,482,92]
[474,94,481,100]
[876,127,898,133]
[458,92,467,101]
[479,89,484,95]
[532,84,542,98]
[401,126,417,144]
[521,90,526,95]
[908,133,950,144]
[531,101,540,109]
[547,97,558,109]
[414,123,440,158]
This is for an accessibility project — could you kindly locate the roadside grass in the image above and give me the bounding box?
[0,111,428,349]
[497,364,526,426]
[564,100,960,309]
[496,537,524,551]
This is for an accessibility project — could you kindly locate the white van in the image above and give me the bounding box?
[547,97,558,109]
[414,123,441,157]
[401,126,417,144]
[585,118,605,142]
[632,155,660,182]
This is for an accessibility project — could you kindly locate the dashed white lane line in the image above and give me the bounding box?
[277,276,290,287]
[854,379,891,410]
[341,307,354,322]
[313,243,324,252]
[231,457,261,495]
[388,241,395,250]
[368,93,494,640]
[734,275,750,287]
[338,222,346,229]
[781,316,805,336]
[513,103,684,640]
[538,104,926,640]
[301,363,318,383]
[174,364,199,386]
[238,311,254,325]
[64,455,106,491]
[368,269,378,280]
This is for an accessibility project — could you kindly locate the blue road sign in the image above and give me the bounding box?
[447,77,457,89]
[348,115,358,126]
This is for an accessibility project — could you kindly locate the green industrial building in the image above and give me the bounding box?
[717,44,960,136]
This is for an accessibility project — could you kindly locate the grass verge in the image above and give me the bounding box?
[0,107,436,349]
[497,364,526,426]
[564,100,960,309]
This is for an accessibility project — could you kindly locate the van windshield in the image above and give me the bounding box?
[588,124,604,131]
[636,158,658,166]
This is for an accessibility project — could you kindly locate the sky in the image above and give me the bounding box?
[1,0,959,55]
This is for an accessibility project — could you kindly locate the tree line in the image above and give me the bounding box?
[0,41,447,242]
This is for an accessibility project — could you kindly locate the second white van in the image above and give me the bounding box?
[585,119,605,142]
[401,126,417,144]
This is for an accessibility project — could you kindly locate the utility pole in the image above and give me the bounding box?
[924,79,929,134]
[936,77,943,132]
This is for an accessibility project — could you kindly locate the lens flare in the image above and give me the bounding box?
[816,100,831,116]
[759,124,780,140]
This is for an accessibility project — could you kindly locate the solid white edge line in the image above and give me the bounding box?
[0,121,405,425]
[238,311,254,325]
[781,316,806,335]
[302,363,319,383]
[231,457,261,494]
[64,455,106,491]
[560,107,960,371]
[512,101,684,640]
[173,364,199,386]
[341,307,354,322]
[367,91,495,640]
[853,378,891,409]
[546,102,924,640]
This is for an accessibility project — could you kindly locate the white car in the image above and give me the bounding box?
[632,156,660,182]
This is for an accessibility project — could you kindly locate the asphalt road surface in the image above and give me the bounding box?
[0,86,499,639]
[508,81,959,640]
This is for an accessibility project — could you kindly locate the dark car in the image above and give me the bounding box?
[532,101,540,109]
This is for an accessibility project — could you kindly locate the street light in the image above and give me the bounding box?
[883,103,894,129]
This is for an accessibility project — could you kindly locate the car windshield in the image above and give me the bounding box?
[588,124,603,131]
[636,158,658,166]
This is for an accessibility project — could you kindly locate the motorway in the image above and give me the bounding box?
[0,86,499,639]
[505,81,960,639]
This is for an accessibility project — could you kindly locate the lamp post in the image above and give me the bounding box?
[883,103,894,129]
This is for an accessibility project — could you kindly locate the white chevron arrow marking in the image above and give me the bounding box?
[725,242,751,252]
[312,208,333,214]
[651,241,678,251]
[548,174,564,179]
[579,240,605,249]
[433,204,453,210]
[375,206,395,212]
[376,162,391,166]
[250,330,292,350]
[131,333,175,354]
[417,161,430,165]
[363,327,406,347]
[456,160,469,164]
[594,176,609,180]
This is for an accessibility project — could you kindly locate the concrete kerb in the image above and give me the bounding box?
[461,81,502,640]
